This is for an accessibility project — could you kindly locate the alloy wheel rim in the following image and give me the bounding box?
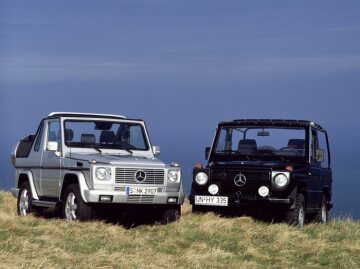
[298,205,304,227]
[321,203,327,223]
[19,189,29,216]
[65,192,77,221]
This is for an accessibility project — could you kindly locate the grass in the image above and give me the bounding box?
[0,191,359,269]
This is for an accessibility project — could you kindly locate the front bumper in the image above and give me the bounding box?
[189,194,292,207]
[83,189,185,205]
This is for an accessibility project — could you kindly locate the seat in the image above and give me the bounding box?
[288,139,305,149]
[238,139,257,153]
[65,128,74,141]
[100,131,115,144]
[81,134,96,144]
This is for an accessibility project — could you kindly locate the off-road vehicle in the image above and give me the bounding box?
[11,112,184,223]
[189,119,332,226]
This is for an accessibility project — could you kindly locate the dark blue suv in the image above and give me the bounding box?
[189,119,332,227]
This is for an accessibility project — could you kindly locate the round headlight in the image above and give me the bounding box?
[208,184,219,195]
[168,170,179,183]
[96,168,107,180]
[195,172,208,185]
[258,186,269,197]
[273,173,289,188]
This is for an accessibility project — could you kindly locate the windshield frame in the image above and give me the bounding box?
[209,125,310,162]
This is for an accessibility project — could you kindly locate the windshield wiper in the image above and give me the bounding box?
[90,146,102,154]
[123,148,133,155]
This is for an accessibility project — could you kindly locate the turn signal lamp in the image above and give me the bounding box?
[286,166,293,171]
[194,162,202,169]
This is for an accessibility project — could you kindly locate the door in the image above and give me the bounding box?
[27,122,45,196]
[307,128,324,209]
[40,119,62,197]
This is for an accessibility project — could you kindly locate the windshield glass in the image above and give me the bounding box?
[214,126,307,160]
[64,120,149,151]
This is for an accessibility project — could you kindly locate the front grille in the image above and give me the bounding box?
[115,168,165,185]
[211,169,271,193]
[126,195,155,204]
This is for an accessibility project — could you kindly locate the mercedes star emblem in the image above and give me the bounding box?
[135,170,146,182]
[234,173,247,186]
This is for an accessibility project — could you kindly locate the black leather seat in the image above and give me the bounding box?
[288,139,305,149]
[100,131,115,144]
[65,129,74,141]
[238,139,257,154]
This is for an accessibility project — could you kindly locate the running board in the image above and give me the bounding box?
[32,200,58,208]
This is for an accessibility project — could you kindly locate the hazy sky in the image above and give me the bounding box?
[1,1,360,216]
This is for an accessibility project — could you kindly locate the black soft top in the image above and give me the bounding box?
[219,119,326,132]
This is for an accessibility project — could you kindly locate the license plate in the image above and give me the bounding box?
[194,196,228,206]
[126,186,158,196]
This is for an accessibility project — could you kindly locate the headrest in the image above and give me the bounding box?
[65,129,74,141]
[288,139,305,149]
[239,139,257,146]
[100,131,115,143]
[81,134,96,144]
[238,139,257,152]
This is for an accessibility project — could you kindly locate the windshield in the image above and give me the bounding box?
[64,120,149,151]
[213,126,307,160]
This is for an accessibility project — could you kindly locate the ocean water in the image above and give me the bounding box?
[1,150,359,220]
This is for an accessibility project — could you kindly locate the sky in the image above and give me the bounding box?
[1,1,360,217]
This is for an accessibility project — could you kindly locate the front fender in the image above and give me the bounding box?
[62,171,90,203]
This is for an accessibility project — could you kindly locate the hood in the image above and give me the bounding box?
[209,160,308,171]
[67,153,166,167]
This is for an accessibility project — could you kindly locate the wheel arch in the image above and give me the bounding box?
[17,171,39,200]
[60,171,89,202]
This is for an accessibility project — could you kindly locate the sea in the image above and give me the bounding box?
[1,150,359,220]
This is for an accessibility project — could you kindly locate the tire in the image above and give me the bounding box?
[17,182,34,216]
[312,195,328,224]
[286,193,305,227]
[62,184,95,221]
[160,205,181,224]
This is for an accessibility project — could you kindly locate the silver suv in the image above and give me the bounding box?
[11,112,184,223]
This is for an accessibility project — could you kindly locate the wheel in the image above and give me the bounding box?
[62,184,95,221]
[312,195,329,224]
[286,193,305,227]
[160,205,180,224]
[17,182,34,216]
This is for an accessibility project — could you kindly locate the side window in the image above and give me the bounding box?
[310,129,319,164]
[129,125,146,149]
[34,123,44,152]
[47,120,61,152]
[47,120,60,142]
[318,131,330,169]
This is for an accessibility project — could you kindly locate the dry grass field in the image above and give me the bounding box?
[0,191,359,269]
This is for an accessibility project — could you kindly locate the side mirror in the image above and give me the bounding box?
[205,147,210,160]
[315,149,324,162]
[152,146,161,157]
[46,141,58,152]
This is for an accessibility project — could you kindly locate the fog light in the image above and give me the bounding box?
[258,186,269,197]
[167,197,177,204]
[99,195,113,202]
[208,184,219,195]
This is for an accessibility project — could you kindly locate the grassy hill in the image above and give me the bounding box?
[0,192,359,269]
